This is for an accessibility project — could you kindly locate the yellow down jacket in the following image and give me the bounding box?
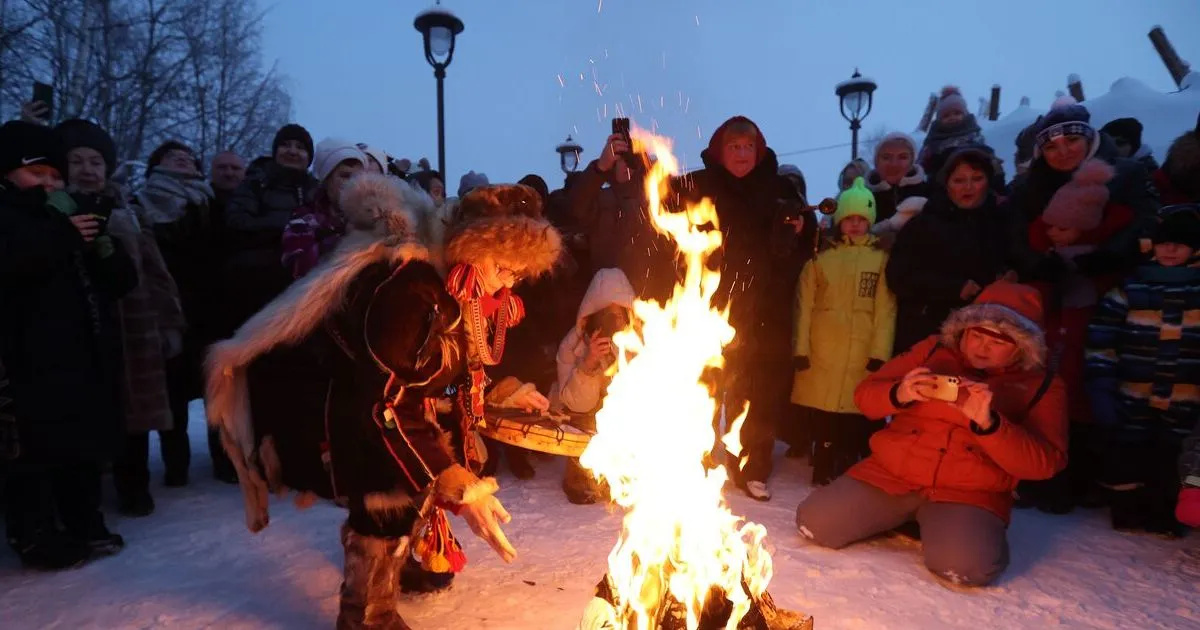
[791,234,897,413]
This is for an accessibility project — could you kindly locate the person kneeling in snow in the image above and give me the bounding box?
[550,268,636,504]
[207,179,561,628]
[795,281,1068,587]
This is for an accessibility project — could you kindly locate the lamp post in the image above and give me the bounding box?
[414,3,464,181]
[835,69,877,160]
[556,136,583,175]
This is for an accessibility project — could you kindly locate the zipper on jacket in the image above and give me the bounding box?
[929,426,954,488]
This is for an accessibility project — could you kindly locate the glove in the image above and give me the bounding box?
[793,356,811,372]
[866,358,885,372]
[1177,487,1200,528]
[1072,250,1127,277]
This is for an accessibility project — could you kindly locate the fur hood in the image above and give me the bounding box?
[444,184,563,279]
[939,281,1047,371]
[205,173,430,531]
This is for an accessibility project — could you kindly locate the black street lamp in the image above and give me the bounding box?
[556,136,583,174]
[414,2,464,182]
[835,69,877,160]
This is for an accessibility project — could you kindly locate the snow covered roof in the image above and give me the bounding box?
[976,72,1200,163]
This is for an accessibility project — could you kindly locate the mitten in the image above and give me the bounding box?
[866,358,885,372]
[793,356,811,372]
[1177,487,1200,528]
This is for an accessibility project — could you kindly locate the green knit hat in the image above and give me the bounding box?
[833,176,876,225]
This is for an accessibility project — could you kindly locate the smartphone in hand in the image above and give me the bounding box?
[32,81,53,121]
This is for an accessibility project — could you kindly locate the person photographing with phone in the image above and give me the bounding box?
[795,281,1068,588]
[0,121,137,570]
[550,268,637,504]
[567,120,678,303]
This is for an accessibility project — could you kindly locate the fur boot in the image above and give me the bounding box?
[337,523,412,630]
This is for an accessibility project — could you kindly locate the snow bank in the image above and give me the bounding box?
[0,402,1196,629]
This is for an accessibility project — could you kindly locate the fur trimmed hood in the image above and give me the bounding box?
[205,173,430,532]
[444,184,563,278]
[940,281,1047,371]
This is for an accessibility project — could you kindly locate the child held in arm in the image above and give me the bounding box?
[550,268,636,504]
[1022,159,1133,513]
[791,177,896,485]
[1086,207,1200,536]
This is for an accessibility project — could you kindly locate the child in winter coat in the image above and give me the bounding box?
[792,177,897,485]
[551,268,636,504]
[918,86,986,176]
[1023,159,1134,513]
[281,138,367,279]
[1086,207,1200,536]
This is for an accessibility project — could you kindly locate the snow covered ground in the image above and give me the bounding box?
[1,402,1197,630]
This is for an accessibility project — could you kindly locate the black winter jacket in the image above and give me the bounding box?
[0,184,137,469]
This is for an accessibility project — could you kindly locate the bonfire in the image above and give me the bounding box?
[577,130,813,630]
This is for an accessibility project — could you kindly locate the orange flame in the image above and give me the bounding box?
[580,128,772,629]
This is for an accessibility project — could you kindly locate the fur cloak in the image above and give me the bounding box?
[206,174,434,531]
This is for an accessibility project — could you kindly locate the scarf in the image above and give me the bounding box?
[136,167,214,225]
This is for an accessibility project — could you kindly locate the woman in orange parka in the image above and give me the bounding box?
[795,282,1068,587]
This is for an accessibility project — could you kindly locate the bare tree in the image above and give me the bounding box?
[1,0,290,168]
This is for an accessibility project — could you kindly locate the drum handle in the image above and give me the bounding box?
[518,419,568,444]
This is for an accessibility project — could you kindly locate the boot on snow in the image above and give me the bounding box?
[10,528,90,570]
[337,523,412,630]
[398,557,455,595]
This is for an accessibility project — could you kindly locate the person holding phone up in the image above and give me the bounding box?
[795,281,1068,588]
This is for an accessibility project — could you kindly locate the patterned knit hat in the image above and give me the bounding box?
[1041,160,1113,231]
[833,176,877,225]
[1035,96,1096,156]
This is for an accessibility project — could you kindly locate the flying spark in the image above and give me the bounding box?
[637,93,643,113]
[597,0,602,14]
[556,74,565,88]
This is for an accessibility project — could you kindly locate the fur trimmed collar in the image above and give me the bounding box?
[866,166,927,192]
[939,302,1046,371]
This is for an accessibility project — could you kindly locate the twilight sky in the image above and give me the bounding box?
[259,0,1200,200]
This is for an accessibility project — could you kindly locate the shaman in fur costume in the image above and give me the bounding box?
[205,178,561,629]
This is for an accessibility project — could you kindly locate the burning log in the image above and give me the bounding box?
[574,128,812,630]
[582,574,814,630]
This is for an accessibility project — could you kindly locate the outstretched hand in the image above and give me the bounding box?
[458,494,517,563]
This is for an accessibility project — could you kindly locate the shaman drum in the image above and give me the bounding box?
[477,409,593,458]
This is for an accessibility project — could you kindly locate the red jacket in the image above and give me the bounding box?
[848,283,1069,522]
